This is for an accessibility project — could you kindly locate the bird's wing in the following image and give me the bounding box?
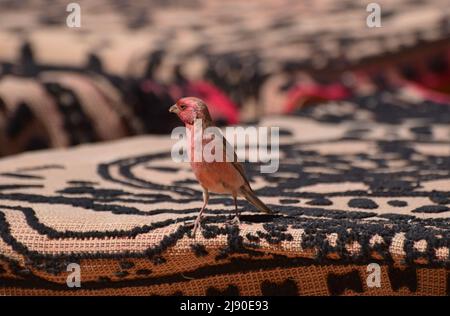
[203,126,252,188]
[222,136,252,188]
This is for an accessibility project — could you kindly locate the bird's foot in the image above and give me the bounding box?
[227,215,240,226]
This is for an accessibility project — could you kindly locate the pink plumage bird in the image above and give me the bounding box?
[169,97,273,237]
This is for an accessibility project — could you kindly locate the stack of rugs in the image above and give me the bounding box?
[0,89,449,295]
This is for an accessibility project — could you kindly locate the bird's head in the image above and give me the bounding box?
[169,97,212,126]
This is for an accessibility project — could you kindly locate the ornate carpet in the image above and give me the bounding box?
[0,90,449,295]
[2,0,450,158]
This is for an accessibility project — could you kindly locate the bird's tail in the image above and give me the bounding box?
[240,186,273,214]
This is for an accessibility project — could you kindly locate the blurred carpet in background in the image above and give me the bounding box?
[0,0,450,157]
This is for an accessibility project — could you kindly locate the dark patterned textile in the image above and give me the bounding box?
[0,90,449,295]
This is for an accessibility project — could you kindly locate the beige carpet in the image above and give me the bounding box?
[0,91,449,295]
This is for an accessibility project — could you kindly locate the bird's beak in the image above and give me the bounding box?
[169,104,179,114]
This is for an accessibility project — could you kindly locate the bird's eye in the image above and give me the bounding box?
[180,105,186,110]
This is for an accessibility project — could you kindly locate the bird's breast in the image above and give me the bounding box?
[190,161,244,194]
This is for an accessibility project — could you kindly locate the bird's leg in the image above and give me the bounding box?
[192,189,209,237]
[229,194,240,225]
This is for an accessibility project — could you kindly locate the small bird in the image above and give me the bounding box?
[169,97,273,237]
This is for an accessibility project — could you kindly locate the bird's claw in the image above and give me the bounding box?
[227,215,240,226]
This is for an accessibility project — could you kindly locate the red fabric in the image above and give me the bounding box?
[284,83,350,113]
[186,81,239,124]
[403,80,450,104]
